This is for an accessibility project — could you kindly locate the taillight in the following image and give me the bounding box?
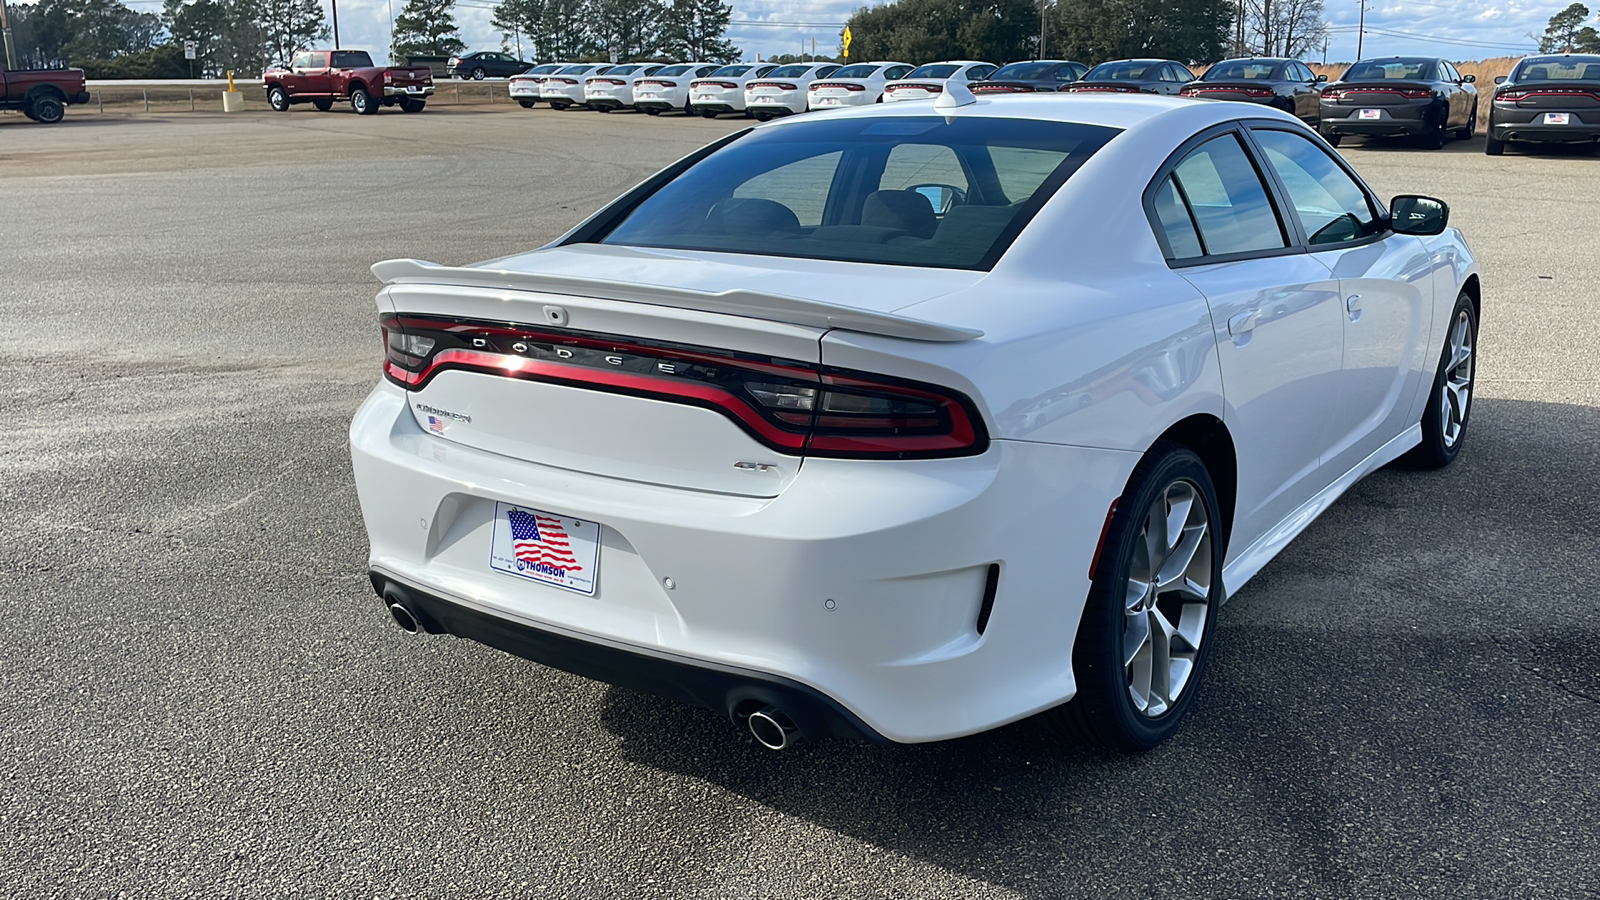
[384,72,393,84]
[691,80,739,89]
[380,314,986,459]
[810,82,866,92]
[748,82,798,90]
[1400,89,1431,99]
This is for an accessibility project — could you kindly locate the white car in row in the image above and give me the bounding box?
[745,63,842,119]
[687,64,780,117]
[807,61,915,108]
[883,61,998,102]
[584,63,666,112]
[540,63,613,110]
[509,62,572,108]
[353,92,1480,753]
[634,63,721,115]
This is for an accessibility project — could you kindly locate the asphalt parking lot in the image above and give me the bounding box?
[2,105,1597,898]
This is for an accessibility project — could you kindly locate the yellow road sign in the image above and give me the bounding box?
[842,26,852,58]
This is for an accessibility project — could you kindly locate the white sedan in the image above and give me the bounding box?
[540,63,611,110]
[509,62,570,108]
[633,63,722,115]
[883,60,998,102]
[807,60,915,108]
[352,92,1480,753]
[583,63,665,112]
[745,63,842,119]
[687,63,779,117]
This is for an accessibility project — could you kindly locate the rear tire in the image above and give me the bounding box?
[1484,135,1505,155]
[471,67,486,81]
[1405,292,1477,469]
[399,98,426,113]
[30,96,65,123]
[1423,113,1449,149]
[1322,131,1342,147]
[644,107,660,115]
[1456,107,1477,140]
[700,109,718,118]
[267,87,290,112]
[518,100,534,108]
[312,98,333,111]
[551,101,570,110]
[351,87,378,115]
[1047,442,1224,753]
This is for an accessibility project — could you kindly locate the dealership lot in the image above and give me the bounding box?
[1,107,1597,897]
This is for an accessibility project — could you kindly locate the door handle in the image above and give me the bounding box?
[1227,310,1257,336]
[1346,294,1362,321]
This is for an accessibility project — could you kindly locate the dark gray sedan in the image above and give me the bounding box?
[1318,56,1478,149]
[969,59,1089,95]
[1179,57,1326,125]
[1058,59,1194,95]
[1486,54,1600,155]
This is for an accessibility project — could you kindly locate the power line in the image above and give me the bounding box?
[1326,24,1536,51]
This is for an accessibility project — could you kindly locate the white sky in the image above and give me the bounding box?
[104,0,1599,66]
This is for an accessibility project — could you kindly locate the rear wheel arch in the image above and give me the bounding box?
[348,79,368,96]
[25,84,67,104]
[1148,415,1237,557]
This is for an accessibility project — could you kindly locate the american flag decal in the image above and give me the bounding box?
[507,509,583,572]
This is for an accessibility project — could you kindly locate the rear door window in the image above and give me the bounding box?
[1156,133,1288,259]
[1251,129,1381,245]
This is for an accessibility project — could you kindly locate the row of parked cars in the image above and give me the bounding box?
[506,53,1600,155]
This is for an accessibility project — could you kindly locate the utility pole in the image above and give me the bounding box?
[1038,0,1047,59]
[0,0,18,71]
[331,0,341,48]
[1357,0,1366,59]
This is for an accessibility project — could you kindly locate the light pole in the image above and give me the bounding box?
[1038,0,1046,59]
[331,0,341,48]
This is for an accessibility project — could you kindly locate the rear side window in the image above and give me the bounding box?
[1153,133,1287,260]
[1252,129,1381,245]
[594,116,1120,270]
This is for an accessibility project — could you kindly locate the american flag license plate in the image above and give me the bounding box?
[1544,112,1570,125]
[489,501,601,595]
[1358,108,1381,119]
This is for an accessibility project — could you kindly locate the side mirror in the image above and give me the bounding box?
[1463,74,1476,83]
[1494,75,1508,84]
[1389,195,1449,236]
[1316,73,1328,82]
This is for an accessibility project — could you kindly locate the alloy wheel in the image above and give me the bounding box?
[1122,479,1212,717]
[1441,309,1474,447]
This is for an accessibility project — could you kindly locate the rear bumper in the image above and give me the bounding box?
[585,96,627,109]
[633,98,676,110]
[71,90,91,105]
[691,101,737,113]
[373,571,888,742]
[1320,101,1431,135]
[384,85,434,98]
[349,381,1136,743]
[1490,110,1600,142]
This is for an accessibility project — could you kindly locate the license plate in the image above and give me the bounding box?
[696,94,714,101]
[756,87,777,93]
[1544,112,1571,125]
[489,501,600,595]
[639,92,659,99]
[817,97,837,105]
[1358,109,1381,120]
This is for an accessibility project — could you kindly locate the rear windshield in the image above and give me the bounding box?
[992,62,1053,80]
[1085,61,1151,80]
[768,65,812,77]
[1203,60,1279,80]
[558,65,596,75]
[332,51,373,68]
[656,65,694,76]
[1512,55,1600,81]
[1343,59,1435,81]
[607,64,643,76]
[908,64,961,79]
[832,64,881,79]
[712,65,753,77]
[529,64,565,75]
[592,116,1119,271]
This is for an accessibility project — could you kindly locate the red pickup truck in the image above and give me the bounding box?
[1,68,91,124]
[263,49,434,115]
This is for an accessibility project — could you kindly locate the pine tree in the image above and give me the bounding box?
[589,0,664,62]
[391,0,466,60]
[257,0,329,65]
[1539,3,1600,53]
[660,0,738,63]
[492,0,548,60]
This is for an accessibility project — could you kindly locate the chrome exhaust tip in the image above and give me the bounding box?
[387,603,421,634]
[747,706,800,751]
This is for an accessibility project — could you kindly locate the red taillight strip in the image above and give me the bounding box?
[971,84,1032,92]
[809,371,979,454]
[1066,85,1135,92]
[747,82,798,90]
[638,79,676,87]
[810,82,866,91]
[1497,89,1600,101]
[392,349,810,450]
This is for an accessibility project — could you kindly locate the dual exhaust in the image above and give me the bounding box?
[383,593,804,750]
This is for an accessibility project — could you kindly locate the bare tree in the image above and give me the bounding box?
[1240,0,1326,57]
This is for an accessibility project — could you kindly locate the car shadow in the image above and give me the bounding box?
[592,396,1600,896]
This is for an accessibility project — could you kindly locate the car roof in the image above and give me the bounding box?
[760,91,1289,134]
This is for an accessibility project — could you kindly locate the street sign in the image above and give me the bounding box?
[183,40,196,60]
[609,48,618,63]
[842,27,852,59]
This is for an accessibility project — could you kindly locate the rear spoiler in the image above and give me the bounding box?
[371,258,983,343]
